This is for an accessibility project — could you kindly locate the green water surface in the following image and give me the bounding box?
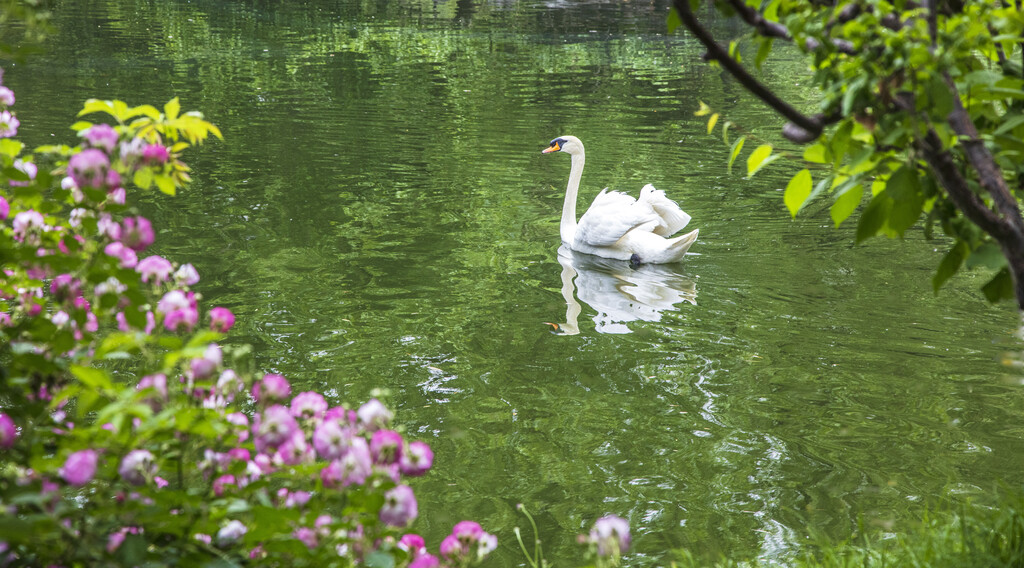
[9,0,1024,564]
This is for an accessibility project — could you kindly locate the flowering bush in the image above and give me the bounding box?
[0,71,495,566]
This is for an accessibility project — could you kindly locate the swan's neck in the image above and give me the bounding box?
[561,153,584,244]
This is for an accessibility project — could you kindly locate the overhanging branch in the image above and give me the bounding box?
[672,0,829,142]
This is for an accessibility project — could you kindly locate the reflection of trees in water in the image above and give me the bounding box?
[551,245,696,334]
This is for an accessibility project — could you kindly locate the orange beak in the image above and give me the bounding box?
[542,142,560,154]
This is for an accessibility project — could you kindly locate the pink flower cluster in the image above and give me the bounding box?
[0,75,16,138]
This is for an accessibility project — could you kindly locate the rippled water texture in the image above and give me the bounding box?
[11,0,1024,564]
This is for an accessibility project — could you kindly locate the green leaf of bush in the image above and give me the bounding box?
[784,169,812,218]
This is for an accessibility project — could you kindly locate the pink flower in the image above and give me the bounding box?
[312,420,351,461]
[0,86,14,106]
[190,343,223,380]
[276,431,313,465]
[12,209,44,242]
[104,242,137,269]
[589,515,630,556]
[0,413,16,449]
[142,144,170,165]
[60,449,98,486]
[138,256,174,284]
[175,263,200,286]
[357,398,392,431]
[217,520,247,545]
[399,534,427,556]
[320,438,372,488]
[157,290,199,332]
[370,429,403,465]
[0,110,18,137]
[0,196,8,220]
[253,405,299,453]
[194,533,212,545]
[106,527,141,553]
[137,373,168,400]
[294,527,317,549]
[121,217,155,252]
[290,391,327,422]
[379,485,418,527]
[213,474,235,496]
[400,441,434,477]
[50,274,82,305]
[409,554,440,568]
[107,186,126,204]
[253,374,290,403]
[226,412,250,442]
[441,521,497,562]
[118,449,156,485]
[68,148,109,188]
[10,159,36,187]
[82,124,118,153]
[209,307,235,332]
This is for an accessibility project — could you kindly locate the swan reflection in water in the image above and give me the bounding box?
[549,245,697,335]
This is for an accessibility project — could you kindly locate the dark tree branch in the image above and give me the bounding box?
[672,0,828,142]
[941,73,1024,237]
[722,0,857,53]
[894,83,1024,307]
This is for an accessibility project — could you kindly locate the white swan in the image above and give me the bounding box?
[542,135,699,264]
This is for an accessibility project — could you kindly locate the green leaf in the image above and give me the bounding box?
[129,104,161,120]
[887,190,923,236]
[927,76,954,118]
[830,183,864,227]
[69,121,93,132]
[365,551,396,568]
[784,169,813,218]
[0,138,24,158]
[707,113,719,134]
[995,114,1024,136]
[133,167,153,190]
[164,97,181,121]
[886,165,920,201]
[803,143,827,164]
[755,38,773,69]
[78,98,114,117]
[71,364,114,391]
[842,75,868,117]
[855,191,891,243]
[153,173,177,196]
[982,268,1015,303]
[728,136,746,174]
[667,7,682,34]
[965,243,1008,270]
[933,240,968,293]
[746,144,774,176]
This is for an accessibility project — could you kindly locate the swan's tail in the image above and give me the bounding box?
[663,228,699,262]
[640,184,691,236]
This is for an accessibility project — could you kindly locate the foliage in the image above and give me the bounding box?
[0,71,497,566]
[673,0,1024,308]
[674,494,1024,568]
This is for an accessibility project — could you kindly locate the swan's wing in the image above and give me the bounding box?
[574,189,660,248]
[639,184,691,236]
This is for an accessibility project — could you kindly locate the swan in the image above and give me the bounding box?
[542,135,699,264]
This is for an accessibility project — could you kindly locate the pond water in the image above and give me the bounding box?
[10,0,1024,564]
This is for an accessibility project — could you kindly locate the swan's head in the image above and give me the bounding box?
[542,135,584,156]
